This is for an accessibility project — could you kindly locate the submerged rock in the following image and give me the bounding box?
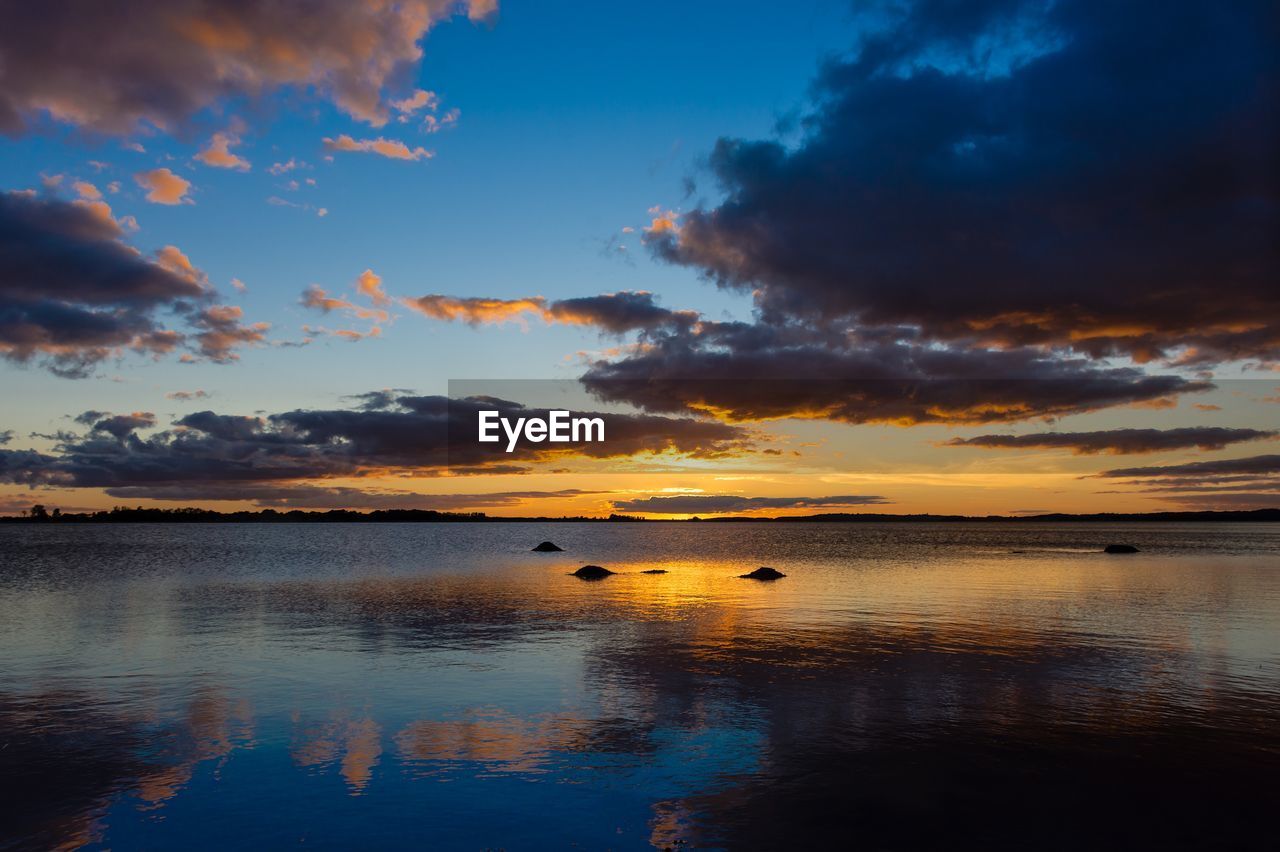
[532,541,564,552]
[640,569,668,574]
[572,564,614,580]
[1104,544,1140,554]
[740,566,786,580]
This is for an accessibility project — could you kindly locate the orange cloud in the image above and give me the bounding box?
[195,130,251,171]
[134,168,193,204]
[191,305,269,362]
[154,246,205,287]
[0,2,497,134]
[355,269,390,306]
[390,89,439,116]
[304,325,383,342]
[300,285,389,322]
[72,180,101,201]
[644,207,680,237]
[401,294,548,326]
[322,135,432,161]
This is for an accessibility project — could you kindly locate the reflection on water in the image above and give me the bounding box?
[1,523,1278,849]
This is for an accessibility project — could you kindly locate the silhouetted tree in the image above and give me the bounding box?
[30,504,49,521]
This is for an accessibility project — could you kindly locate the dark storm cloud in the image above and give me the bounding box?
[611,494,890,514]
[582,320,1203,424]
[0,192,200,375]
[0,192,263,375]
[543,292,697,334]
[0,430,13,445]
[1097,454,1280,480]
[0,393,754,493]
[88,412,157,440]
[650,0,1279,365]
[0,0,493,135]
[945,427,1276,455]
[0,448,59,486]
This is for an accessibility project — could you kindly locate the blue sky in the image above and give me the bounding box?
[0,1,861,416]
[0,0,1276,516]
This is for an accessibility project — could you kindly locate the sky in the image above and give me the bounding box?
[0,0,1277,518]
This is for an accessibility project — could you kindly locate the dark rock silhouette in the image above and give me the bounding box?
[532,541,564,552]
[572,565,614,580]
[740,566,786,580]
[641,569,668,574]
[1104,544,1140,553]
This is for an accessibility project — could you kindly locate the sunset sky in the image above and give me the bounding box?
[1,0,1276,517]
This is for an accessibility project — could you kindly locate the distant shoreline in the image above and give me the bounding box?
[3,507,1278,524]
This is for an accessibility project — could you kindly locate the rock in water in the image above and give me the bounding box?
[532,541,564,552]
[641,569,668,574]
[572,565,614,580]
[1104,544,1140,554]
[740,566,786,580]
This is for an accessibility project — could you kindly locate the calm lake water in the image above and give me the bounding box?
[2,522,1278,850]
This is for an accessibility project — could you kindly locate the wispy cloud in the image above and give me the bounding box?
[945,428,1275,455]
[612,494,890,515]
[323,135,432,161]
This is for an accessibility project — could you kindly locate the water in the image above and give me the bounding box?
[2,522,1278,850]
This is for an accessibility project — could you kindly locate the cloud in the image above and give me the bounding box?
[355,269,390,307]
[0,1,495,135]
[1094,453,1280,509]
[300,285,389,323]
[134,168,192,204]
[71,180,101,201]
[0,393,756,496]
[111,484,601,511]
[1150,491,1280,509]
[421,108,460,134]
[581,319,1205,425]
[87,411,156,440]
[323,135,432,161]
[0,191,250,376]
[388,87,458,132]
[403,290,696,334]
[647,0,1279,367]
[303,324,383,343]
[267,196,327,217]
[0,430,12,445]
[1097,455,1280,480]
[643,208,680,238]
[391,89,440,116]
[190,306,269,363]
[166,390,210,401]
[611,494,890,515]
[194,129,250,171]
[543,292,698,334]
[403,295,548,326]
[945,427,1276,455]
[268,159,302,176]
